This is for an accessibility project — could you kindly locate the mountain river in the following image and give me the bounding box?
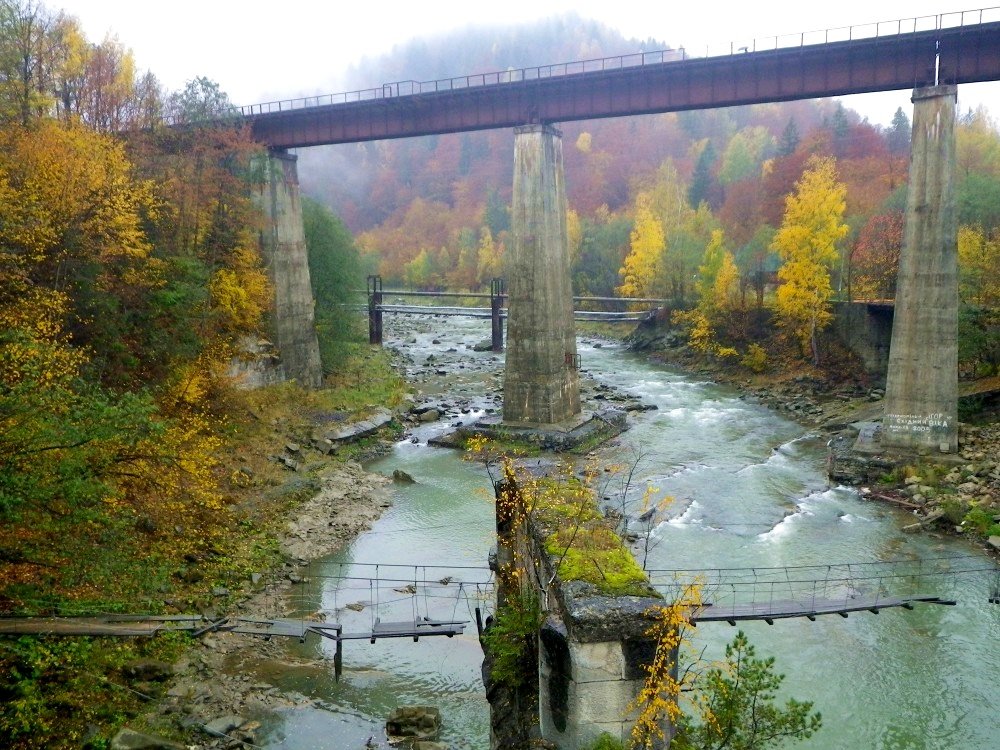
[255,315,999,750]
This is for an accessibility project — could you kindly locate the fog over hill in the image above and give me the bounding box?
[298,14,841,231]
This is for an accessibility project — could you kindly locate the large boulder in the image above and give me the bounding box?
[386,706,441,742]
[325,408,393,442]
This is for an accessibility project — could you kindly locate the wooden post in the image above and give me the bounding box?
[491,277,505,352]
[368,275,383,345]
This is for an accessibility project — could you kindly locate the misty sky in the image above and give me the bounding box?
[54,0,1000,125]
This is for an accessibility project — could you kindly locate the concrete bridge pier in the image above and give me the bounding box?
[882,86,958,453]
[255,150,323,389]
[503,124,581,425]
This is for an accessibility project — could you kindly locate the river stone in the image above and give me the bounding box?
[124,659,173,682]
[110,729,185,750]
[392,469,416,483]
[325,408,393,442]
[472,339,493,351]
[988,536,1000,551]
[386,706,441,741]
[202,715,245,737]
[419,409,441,422]
[922,509,945,525]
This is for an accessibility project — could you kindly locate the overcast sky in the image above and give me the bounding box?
[55,0,1000,126]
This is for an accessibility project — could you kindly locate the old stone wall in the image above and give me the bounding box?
[487,479,664,749]
[832,301,894,380]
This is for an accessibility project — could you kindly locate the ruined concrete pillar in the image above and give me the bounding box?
[256,150,323,389]
[882,86,958,453]
[503,125,580,425]
[539,626,668,748]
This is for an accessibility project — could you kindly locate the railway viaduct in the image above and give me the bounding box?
[244,10,1000,454]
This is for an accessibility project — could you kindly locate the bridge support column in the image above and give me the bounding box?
[256,150,323,388]
[367,275,383,345]
[883,86,959,453]
[490,277,505,352]
[503,125,580,425]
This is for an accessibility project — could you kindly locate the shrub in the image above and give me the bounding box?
[585,733,627,750]
[742,343,768,373]
[481,589,543,689]
[962,505,1000,536]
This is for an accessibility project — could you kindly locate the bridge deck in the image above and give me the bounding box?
[0,615,467,641]
[376,303,647,322]
[245,22,1000,148]
[691,595,955,624]
[0,595,957,639]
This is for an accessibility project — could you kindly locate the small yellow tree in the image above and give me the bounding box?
[958,225,1000,307]
[771,156,848,363]
[619,192,665,299]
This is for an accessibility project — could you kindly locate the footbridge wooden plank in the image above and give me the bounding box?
[0,615,468,642]
[691,595,955,624]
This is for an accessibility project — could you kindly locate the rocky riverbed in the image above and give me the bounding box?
[121,462,392,749]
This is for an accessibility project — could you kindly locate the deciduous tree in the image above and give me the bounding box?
[772,155,848,363]
[618,192,664,298]
[850,211,903,300]
[958,225,1000,307]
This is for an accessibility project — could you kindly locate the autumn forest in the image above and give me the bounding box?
[2,1,1000,746]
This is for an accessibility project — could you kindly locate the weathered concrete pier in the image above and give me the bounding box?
[254,151,323,388]
[502,125,581,426]
[882,86,959,453]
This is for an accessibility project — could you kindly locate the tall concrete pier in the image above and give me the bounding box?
[256,150,323,389]
[882,86,958,453]
[503,125,581,425]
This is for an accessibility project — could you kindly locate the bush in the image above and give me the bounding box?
[742,343,768,373]
[962,505,1000,536]
[481,589,543,689]
[585,733,627,750]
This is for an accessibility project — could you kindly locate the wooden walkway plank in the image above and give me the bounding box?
[691,595,955,624]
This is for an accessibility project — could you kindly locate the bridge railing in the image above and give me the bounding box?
[235,6,1000,118]
[647,554,999,618]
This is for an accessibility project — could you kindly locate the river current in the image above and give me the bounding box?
[258,316,999,750]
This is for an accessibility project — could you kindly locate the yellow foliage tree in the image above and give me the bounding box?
[476,226,503,285]
[630,582,703,749]
[566,207,582,268]
[714,250,741,313]
[619,192,665,299]
[209,243,271,334]
[958,225,1000,306]
[771,156,848,363]
[685,230,741,355]
[0,120,153,271]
